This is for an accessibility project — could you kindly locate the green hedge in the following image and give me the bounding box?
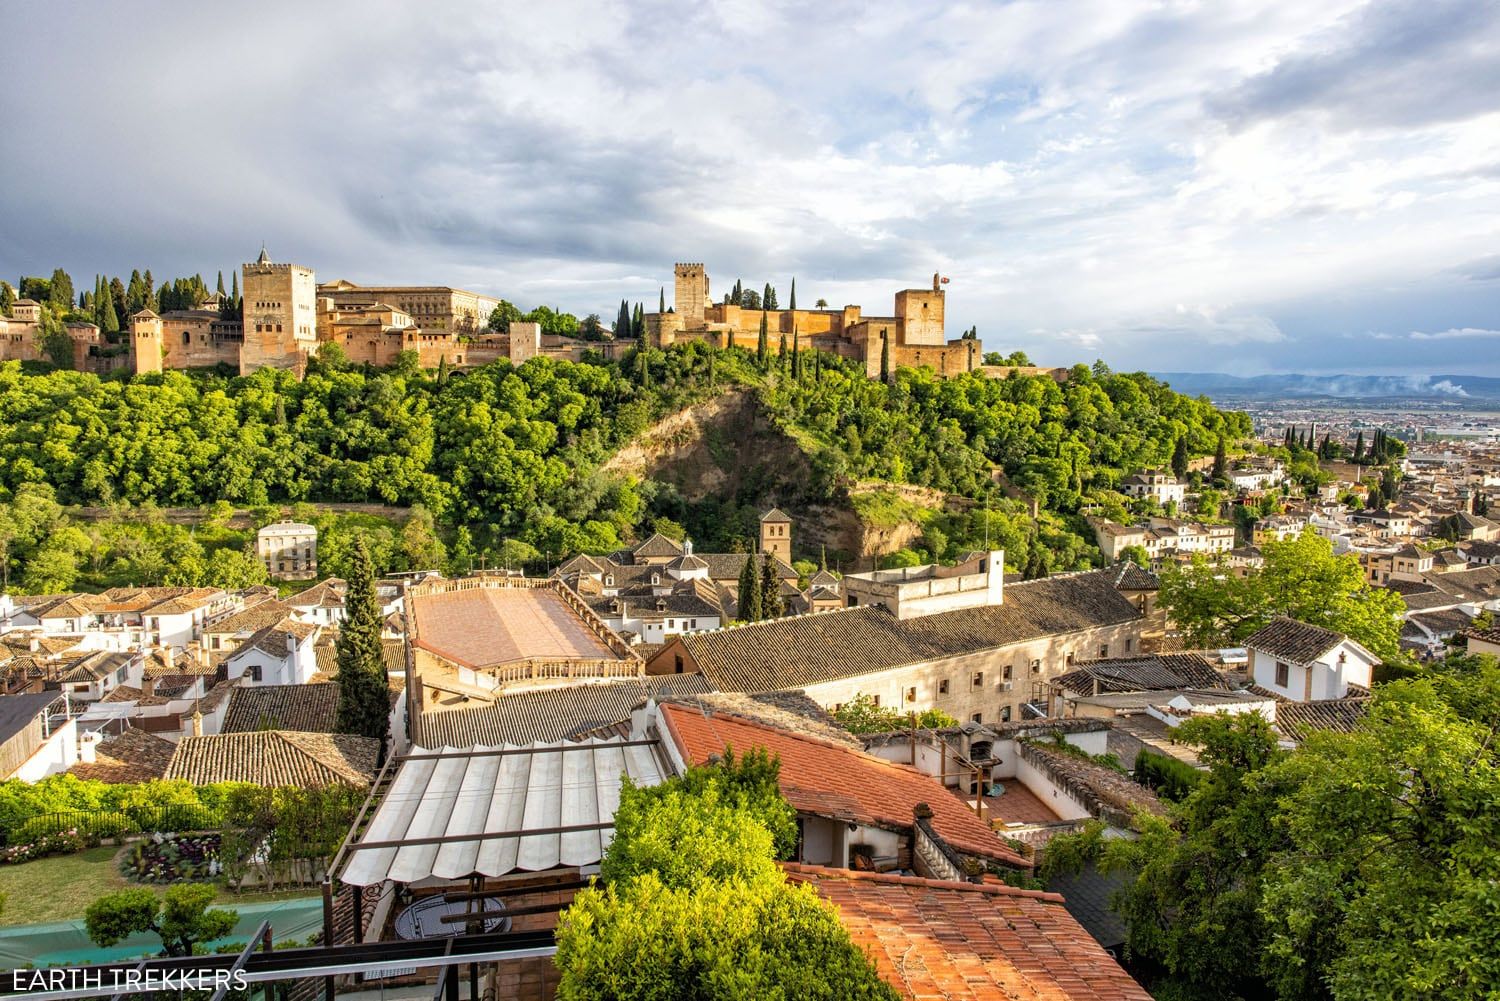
[1133,749,1202,801]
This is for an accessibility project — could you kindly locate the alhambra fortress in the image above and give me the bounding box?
[648,263,983,378]
[2,251,1068,381]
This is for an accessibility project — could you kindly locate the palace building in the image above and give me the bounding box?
[646,263,983,378]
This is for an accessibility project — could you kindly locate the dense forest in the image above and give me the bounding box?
[0,345,1248,588]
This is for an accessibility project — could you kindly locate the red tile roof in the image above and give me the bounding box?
[783,865,1153,1001]
[659,704,1028,869]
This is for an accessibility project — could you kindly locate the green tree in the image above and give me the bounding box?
[1159,529,1405,659]
[0,281,14,317]
[333,537,389,746]
[488,299,523,332]
[1045,713,1287,1000]
[1211,434,1228,484]
[47,269,75,313]
[399,504,447,570]
[1258,666,1500,1000]
[1119,544,1149,567]
[737,554,762,622]
[760,551,784,618]
[85,885,237,958]
[1171,436,1189,480]
[555,752,896,1001]
[879,331,889,383]
[37,307,74,369]
[814,297,828,308]
[788,277,796,310]
[204,547,269,589]
[757,311,769,368]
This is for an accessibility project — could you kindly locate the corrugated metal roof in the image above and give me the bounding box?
[340,737,668,887]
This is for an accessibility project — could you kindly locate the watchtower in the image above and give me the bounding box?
[130,308,164,375]
[673,263,709,329]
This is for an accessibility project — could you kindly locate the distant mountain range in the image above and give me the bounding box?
[1150,372,1500,403]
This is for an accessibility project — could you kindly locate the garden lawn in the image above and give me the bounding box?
[0,847,308,927]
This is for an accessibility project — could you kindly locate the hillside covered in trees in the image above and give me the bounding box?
[0,346,1248,586]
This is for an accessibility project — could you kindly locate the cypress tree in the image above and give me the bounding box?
[757,311,769,368]
[737,555,761,622]
[1319,434,1330,459]
[880,331,890,383]
[764,283,777,311]
[98,284,119,334]
[760,552,784,618]
[1353,430,1365,462]
[778,330,787,372]
[732,279,742,306]
[230,271,239,311]
[791,324,801,379]
[1171,437,1189,480]
[789,278,796,311]
[633,302,644,340]
[142,269,154,306]
[1,280,15,317]
[216,271,225,296]
[47,269,74,313]
[334,536,390,748]
[659,287,666,313]
[1212,435,1228,484]
[617,300,630,339]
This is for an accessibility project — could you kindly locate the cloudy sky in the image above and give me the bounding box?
[3,0,1499,375]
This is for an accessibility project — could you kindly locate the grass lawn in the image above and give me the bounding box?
[0,846,311,927]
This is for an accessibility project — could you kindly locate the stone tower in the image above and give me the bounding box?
[673,263,709,329]
[130,308,164,375]
[894,274,946,347]
[760,508,792,564]
[241,247,317,375]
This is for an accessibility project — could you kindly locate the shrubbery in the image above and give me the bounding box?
[1132,749,1202,801]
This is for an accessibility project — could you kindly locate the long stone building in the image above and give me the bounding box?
[127,248,622,377]
[645,563,1160,725]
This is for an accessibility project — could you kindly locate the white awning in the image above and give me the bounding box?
[339,737,666,887]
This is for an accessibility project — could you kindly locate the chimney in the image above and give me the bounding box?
[160,646,174,672]
[191,710,203,737]
[79,731,100,764]
[683,537,694,557]
[141,676,157,698]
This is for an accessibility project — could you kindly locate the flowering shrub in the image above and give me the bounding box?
[0,829,88,865]
[123,833,223,883]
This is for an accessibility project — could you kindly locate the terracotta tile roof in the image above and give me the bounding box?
[287,579,347,609]
[411,584,623,669]
[165,730,379,787]
[205,600,296,635]
[1274,698,1371,740]
[101,684,170,706]
[416,675,711,747]
[660,569,1143,693]
[660,703,1029,869]
[222,682,341,733]
[1468,626,1500,646]
[1245,616,1348,665]
[1017,741,1165,825]
[782,865,1153,1000]
[71,728,175,784]
[760,507,793,523]
[630,533,684,558]
[658,690,862,748]
[1052,653,1228,696]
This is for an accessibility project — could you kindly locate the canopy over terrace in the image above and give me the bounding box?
[337,736,669,888]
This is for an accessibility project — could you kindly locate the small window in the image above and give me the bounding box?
[1003,665,1013,681]
[970,713,982,724]
[872,694,881,707]
[674,655,684,674]
[1275,661,1290,687]
[1125,638,1134,653]
[1000,706,1012,722]
[905,686,916,703]
[972,671,984,688]
[1030,658,1041,673]
[938,679,949,695]
[1099,645,1109,658]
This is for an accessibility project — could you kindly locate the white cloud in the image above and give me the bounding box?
[1409,327,1500,340]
